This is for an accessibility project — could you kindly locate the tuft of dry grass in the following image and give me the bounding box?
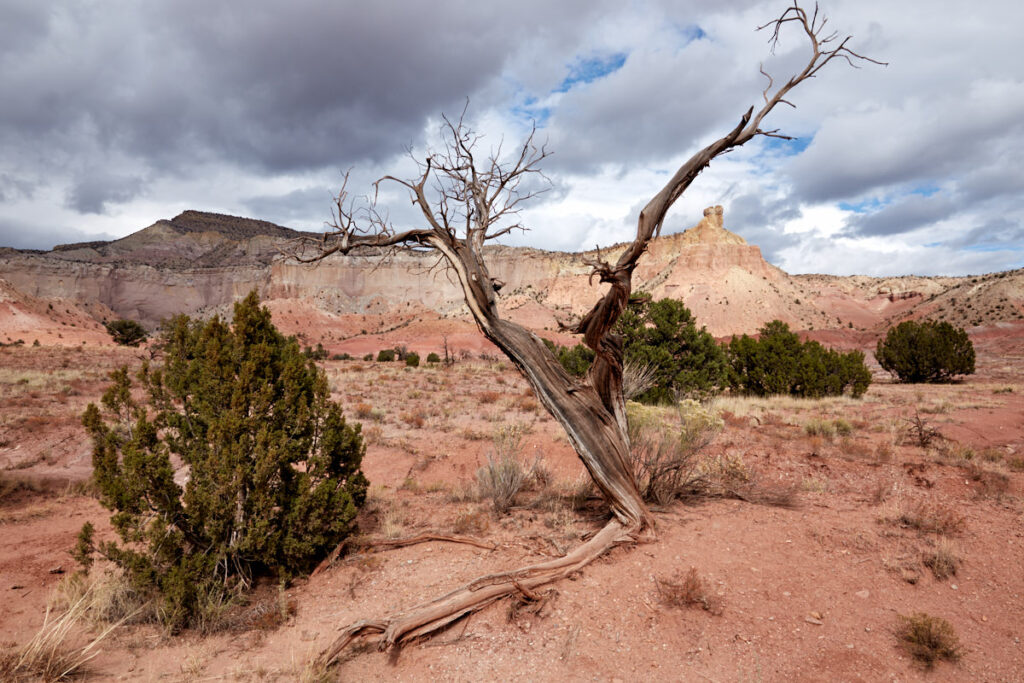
[895,499,966,535]
[451,508,490,535]
[895,613,962,669]
[1,580,130,681]
[922,539,961,580]
[656,567,723,615]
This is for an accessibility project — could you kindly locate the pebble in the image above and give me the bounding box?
[855,589,870,599]
[805,617,824,626]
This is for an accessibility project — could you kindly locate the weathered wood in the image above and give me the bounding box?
[281,2,880,663]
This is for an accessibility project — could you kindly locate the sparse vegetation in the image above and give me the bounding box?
[103,319,148,347]
[876,320,975,383]
[0,579,128,682]
[895,613,962,669]
[476,424,532,514]
[895,499,966,535]
[922,539,961,580]
[627,400,723,504]
[656,567,723,615]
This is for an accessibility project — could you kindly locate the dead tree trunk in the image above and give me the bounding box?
[284,2,882,663]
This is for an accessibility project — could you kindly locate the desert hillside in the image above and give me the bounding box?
[1,206,1023,353]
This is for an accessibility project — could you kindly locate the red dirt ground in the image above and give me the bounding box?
[1,326,1022,681]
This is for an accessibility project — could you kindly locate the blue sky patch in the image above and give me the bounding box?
[761,135,812,156]
[511,95,552,127]
[909,184,940,198]
[839,196,888,214]
[555,52,628,93]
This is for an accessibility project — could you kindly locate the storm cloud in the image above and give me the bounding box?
[1,0,1022,276]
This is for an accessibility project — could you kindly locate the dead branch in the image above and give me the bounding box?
[359,534,497,552]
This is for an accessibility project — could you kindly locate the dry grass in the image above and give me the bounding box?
[476,424,534,514]
[1,579,130,681]
[922,539,961,580]
[895,498,966,535]
[656,567,723,615]
[895,613,963,669]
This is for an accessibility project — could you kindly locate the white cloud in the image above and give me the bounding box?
[0,0,1021,276]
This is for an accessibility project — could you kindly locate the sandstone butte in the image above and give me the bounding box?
[1,205,1022,352]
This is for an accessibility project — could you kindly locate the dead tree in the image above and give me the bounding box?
[284,2,882,664]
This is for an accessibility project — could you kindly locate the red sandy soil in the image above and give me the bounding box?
[1,327,1023,681]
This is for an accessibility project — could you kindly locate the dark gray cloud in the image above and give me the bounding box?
[0,217,116,251]
[66,172,146,214]
[0,0,1022,278]
[243,187,336,227]
[0,0,611,179]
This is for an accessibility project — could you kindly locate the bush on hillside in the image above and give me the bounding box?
[542,338,595,378]
[376,349,396,362]
[875,320,975,383]
[727,320,871,398]
[104,319,148,347]
[405,352,420,367]
[426,352,441,364]
[78,292,368,630]
[617,294,729,403]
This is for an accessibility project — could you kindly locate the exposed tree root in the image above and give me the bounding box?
[317,519,636,666]
[311,533,496,577]
[360,533,497,552]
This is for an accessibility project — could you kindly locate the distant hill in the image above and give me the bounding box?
[1,207,1022,344]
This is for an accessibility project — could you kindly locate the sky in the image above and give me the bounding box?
[1,0,1022,276]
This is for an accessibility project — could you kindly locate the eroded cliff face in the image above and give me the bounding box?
[2,207,1022,338]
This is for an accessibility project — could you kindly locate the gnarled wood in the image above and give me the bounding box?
[282,2,880,664]
[318,519,633,665]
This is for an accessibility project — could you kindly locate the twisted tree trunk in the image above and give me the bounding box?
[286,3,881,664]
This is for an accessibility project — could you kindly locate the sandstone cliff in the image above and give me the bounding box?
[1,207,1022,346]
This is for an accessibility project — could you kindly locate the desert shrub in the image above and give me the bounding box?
[895,613,962,668]
[303,343,328,360]
[331,353,352,361]
[804,418,836,438]
[618,295,729,403]
[627,400,723,504]
[376,349,395,362]
[405,352,420,368]
[362,353,373,361]
[903,411,943,448]
[103,319,148,347]
[656,567,723,615]
[476,424,531,514]
[876,320,975,383]
[542,338,594,378]
[426,352,441,364]
[78,292,368,631]
[542,295,727,402]
[727,321,871,398]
